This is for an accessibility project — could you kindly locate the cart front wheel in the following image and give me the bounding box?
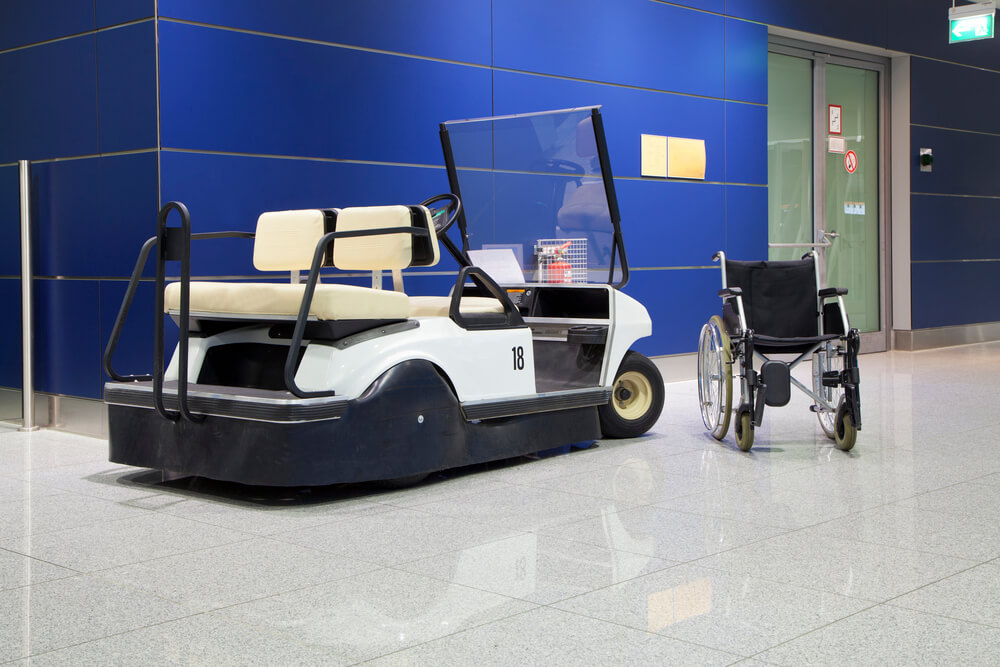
[599,351,665,439]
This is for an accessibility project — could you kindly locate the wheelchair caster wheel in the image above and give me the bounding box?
[834,398,857,451]
[734,410,754,452]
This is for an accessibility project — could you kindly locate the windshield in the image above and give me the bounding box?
[441,107,625,286]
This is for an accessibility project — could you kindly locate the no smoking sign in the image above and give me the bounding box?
[844,150,858,174]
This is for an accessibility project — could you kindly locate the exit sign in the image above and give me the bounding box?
[949,2,996,43]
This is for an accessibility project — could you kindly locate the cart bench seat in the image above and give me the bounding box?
[165,280,409,320]
[408,295,504,318]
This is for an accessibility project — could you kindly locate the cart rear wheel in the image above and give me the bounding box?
[734,409,754,452]
[599,351,664,439]
[698,316,732,440]
[834,398,857,451]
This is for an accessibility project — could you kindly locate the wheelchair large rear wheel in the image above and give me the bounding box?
[812,343,844,440]
[697,316,732,440]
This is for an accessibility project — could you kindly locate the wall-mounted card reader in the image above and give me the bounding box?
[919,147,934,172]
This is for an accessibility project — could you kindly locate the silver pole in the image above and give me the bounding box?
[18,160,38,432]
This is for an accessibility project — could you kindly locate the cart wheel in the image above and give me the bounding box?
[813,342,844,440]
[698,316,732,440]
[599,351,665,439]
[734,409,754,452]
[834,398,857,451]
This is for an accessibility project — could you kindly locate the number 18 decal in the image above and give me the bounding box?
[512,346,524,370]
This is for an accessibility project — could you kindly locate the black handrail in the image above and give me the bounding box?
[104,201,254,424]
[104,235,159,383]
[282,225,431,399]
[154,202,196,422]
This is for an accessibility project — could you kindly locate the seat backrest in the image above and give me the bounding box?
[725,258,818,338]
[333,205,440,271]
[251,205,440,274]
[253,209,327,271]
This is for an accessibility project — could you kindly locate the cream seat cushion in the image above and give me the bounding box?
[165,281,410,320]
[408,296,505,318]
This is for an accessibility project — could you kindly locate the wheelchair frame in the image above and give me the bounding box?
[697,250,862,452]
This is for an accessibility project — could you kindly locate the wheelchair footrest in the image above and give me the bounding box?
[761,360,791,407]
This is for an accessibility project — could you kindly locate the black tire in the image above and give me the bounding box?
[599,351,665,439]
[834,398,857,451]
[734,409,754,452]
[368,473,429,489]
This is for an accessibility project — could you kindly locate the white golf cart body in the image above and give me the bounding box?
[103,106,659,486]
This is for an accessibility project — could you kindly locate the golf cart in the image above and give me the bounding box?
[103,106,664,487]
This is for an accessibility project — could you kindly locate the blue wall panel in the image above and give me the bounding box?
[493,0,725,98]
[158,22,491,164]
[160,151,454,276]
[100,281,179,385]
[494,71,726,182]
[910,58,1000,135]
[0,279,21,389]
[0,36,99,163]
[911,194,1000,262]
[727,0,888,47]
[912,262,1000,329]
[96,0,155,28]
[0,1,94,51]
[624,268,720,356]
[725,185,768,260]
[887,0,1000,72]
[911,126,1000,198]
[33,153,159,278]
[725,102,767,185]
[725,18,767,105]
[97,22,157,153]
[158,1,491,65]
[0,165,19,276]
[34,279,101,398]
[617,180,724,268]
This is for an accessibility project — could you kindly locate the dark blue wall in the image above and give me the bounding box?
[3,1,999,398]
[0,13,157,398]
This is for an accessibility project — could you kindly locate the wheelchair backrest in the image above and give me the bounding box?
[724,258,818,338]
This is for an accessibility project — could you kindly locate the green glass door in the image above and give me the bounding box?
[767,47,886,351]
[825,64,880,334]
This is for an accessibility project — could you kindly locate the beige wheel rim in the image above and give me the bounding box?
[613,371,653,421]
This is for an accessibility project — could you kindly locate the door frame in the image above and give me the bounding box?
[768,37,891,353]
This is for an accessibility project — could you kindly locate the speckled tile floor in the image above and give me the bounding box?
[2,342,1000,665]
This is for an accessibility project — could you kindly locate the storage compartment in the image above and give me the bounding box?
[197,343,306,391]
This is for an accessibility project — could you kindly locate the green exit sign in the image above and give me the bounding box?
[949,2,996,43]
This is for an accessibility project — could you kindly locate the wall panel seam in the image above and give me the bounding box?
[912,123,1000,139]
[0,18,154,56]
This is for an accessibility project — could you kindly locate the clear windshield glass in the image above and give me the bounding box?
[442,107,621,285]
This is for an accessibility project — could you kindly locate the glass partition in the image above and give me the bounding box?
[441,107,624,285]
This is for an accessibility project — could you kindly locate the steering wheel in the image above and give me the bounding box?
[533,158,585,177]
[419,193,461,236]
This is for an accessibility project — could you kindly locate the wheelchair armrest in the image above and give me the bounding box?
[818,287,847,298]
[718,287,742,299]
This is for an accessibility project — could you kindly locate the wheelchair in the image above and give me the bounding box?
[697,251,861,452]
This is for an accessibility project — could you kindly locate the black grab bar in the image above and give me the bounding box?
[103,201,253,423]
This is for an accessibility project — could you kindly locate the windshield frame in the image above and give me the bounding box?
[438,106,629,289]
